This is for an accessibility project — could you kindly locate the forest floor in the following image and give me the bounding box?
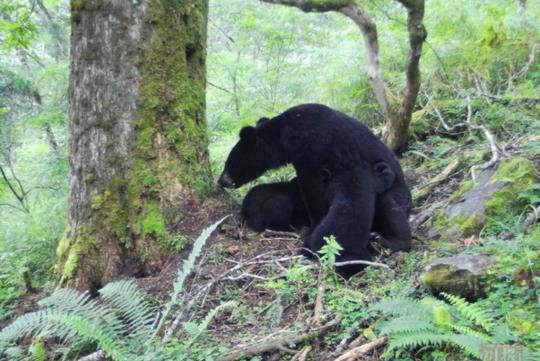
[2,149,539,361]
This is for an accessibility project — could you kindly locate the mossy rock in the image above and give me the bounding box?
[431,157,539,241]
[421,254,496,301]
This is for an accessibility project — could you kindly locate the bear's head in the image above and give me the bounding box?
[218,126,270,188]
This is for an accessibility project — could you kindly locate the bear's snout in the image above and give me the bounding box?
[218,172,235,188]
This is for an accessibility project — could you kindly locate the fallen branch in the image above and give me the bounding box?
[310,262,325,325]
[426,91,500,183]
[333,336,387,361]
[416,158,461,201]
[334,259,391,270]
[291,346,312,361]
[215,318,341,361]
[463,95,500,182]
[425,92,466,132]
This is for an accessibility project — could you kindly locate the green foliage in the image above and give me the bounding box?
[370,294,527,360]
[0,0,38,50]
[0,218,230,361]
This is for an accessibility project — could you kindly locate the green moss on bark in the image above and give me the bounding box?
[134,0,212,199]
[58,0,211,288]
[56,227,101,284]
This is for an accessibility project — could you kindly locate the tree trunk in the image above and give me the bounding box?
[56,0,212,291]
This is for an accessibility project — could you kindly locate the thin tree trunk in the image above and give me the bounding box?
[260,0,426,152]
[56,0,211,291]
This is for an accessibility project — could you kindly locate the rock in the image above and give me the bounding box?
[445,168,507,220]
[421,254,496,301]
[430,157,539,240]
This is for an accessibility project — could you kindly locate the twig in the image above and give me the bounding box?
[425,92,466,132]
[427,90,500,183]
[224,272,287,281]
[509,44,537,84]
[215,318,341,361]
[463,95,500,182]
[333,259,391,270]
[310,262,325,325]
[333,336,387,361]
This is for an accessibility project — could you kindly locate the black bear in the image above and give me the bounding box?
[218,103,412,275]
[304,162,396,277]
[241,178,310,232]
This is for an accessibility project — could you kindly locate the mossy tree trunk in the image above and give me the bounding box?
[56,0,212,291]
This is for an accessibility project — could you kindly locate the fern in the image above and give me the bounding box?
[152,216,229,341]
[183,300,236,347]
[99,280,155,338]
[448,323,491,341]
[0,217,229,361]
[442,292,496,332]
[388,331,447,350]
[370,296,430,320]
[444,334,484,357]
[372,294,517,360]
[378,316,437,335]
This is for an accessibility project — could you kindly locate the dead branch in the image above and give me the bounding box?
[463,95,500,182]
[334,259,391,270]
[426,90,500,183]
[416,158,461,201]
[291,346,312,361]
[333,336,387,361]
[310,263,325,325]
[509,44,538,84]
[215,318,341,361]
[425,92,466,132]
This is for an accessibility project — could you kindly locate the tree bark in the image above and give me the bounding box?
[260,0,426,152]
[56,0,212,291]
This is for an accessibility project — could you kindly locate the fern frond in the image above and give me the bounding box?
[370,297,431,320]
[378,316,437,335]
[38,288,94,315]
[185,300,236,347]
[388,331,446,351]
[152,216,228,339]
[448,323,491,341]
[49,313,131,361]
[524,349,540,361]
[99,280,155,338]
[444,334,484,357]
[442,293,496,331]
[0,309,131,361]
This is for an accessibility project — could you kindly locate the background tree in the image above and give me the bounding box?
[56,0,212,291]
[260,0,426,152]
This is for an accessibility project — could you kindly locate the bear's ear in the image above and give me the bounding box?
[256,117,271,126]
[239,126,256,142]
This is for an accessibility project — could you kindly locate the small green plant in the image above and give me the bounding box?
[371,293,538,360]
[318,235,343,283]
[0,217,231,361]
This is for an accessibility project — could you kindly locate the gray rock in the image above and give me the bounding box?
[445,168,508,222]
[421,254,496,301]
